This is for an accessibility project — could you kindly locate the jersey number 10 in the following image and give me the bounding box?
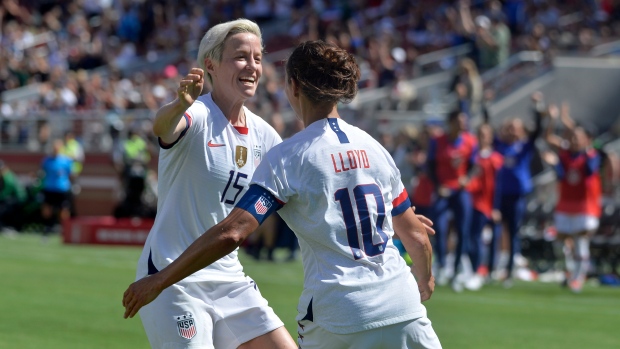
[335,183,389,260]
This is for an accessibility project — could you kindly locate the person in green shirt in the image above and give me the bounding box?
[0,160,26,233]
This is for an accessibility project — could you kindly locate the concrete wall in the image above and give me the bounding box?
[488,56,620,134]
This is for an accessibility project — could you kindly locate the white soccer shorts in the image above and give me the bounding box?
[297,316,442,349]
[139,276,284,349]
[554,213,600,235]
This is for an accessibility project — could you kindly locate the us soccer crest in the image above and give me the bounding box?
[175,314,197,340]
[235,145,247,168]
[253,144,262,167]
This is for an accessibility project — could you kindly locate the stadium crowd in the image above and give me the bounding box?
[3,0,620,122]
[2,0,620,290]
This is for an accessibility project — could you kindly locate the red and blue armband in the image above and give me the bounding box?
[236,184,284,224]
[392,188,412,216]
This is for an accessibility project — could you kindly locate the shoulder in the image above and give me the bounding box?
[185,95,211,120]
[464,132,477,145]
[267,127,321,164]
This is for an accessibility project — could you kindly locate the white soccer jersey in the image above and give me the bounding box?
[240,118,427,334]
[136,93,282,282]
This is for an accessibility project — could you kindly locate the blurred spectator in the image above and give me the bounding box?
[544,101,602,293]
[392,125,418,193]
[60,130,84,217]
[61,130,84,176]
[410,124,440,219]
[483,91,547,287]
[40,139,73,237]
[0,159,26,234]
[113,128,152,218]
[427,110,477,291]
[450,57,483,115]
[457,0,511,71]
[466,122,503,290]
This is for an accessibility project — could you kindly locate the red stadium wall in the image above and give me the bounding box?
[1,150,155,217]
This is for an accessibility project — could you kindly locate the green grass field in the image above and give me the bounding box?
[1,233,618,349]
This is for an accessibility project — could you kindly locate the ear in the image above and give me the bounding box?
[204,58,216,76]
[290,77,300,97]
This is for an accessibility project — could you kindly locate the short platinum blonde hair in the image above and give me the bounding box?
[197,18,263,84]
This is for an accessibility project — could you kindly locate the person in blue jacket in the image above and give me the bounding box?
[482,91,546,286]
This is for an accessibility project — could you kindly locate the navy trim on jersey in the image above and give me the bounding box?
[300,298,314,322]
[236,184,283,225]
[159,113,192,149]
[147,250,159,275]
[327,118,349,144]
[392,197,412,217]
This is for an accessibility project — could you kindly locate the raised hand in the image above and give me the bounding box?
[547,103,559,119]
[178,68,204,109]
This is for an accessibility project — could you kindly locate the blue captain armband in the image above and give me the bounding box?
[236,184,284,224]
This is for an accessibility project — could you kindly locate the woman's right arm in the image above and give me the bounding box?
[153,68,204,144]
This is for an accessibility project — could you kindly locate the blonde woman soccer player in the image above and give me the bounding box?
[127,19,295,349]
[124,40,441,349]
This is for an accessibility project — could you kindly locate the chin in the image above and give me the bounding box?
[241,88,258,98]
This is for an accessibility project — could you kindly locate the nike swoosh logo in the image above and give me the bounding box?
[207,140,226,147]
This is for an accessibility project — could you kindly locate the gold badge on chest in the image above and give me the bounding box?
[235,145,248,168]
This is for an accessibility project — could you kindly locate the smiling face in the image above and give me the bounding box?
[207,32,262,102]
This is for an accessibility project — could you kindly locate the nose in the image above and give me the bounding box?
[246,59,258,71]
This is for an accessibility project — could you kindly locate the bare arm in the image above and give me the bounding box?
[122,208,258,318]
[393,207,435,302]
[544,104,563,151]
[152,68,204,144]
[560,101,576,131]
[458,0,476,34]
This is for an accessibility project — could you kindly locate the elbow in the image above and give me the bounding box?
[219,229,245,252]
[152,120,165,138]
[218,222,249,251]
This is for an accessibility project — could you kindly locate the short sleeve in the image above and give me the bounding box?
[249,145,295,204]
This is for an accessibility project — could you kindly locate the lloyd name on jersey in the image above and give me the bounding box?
[331,149,370,173]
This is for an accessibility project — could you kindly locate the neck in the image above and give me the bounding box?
[211,90,246,126]
[300,97,340,127]
[448,129,461,141]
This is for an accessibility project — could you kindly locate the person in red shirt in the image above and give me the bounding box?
[466,123,503,290]
[411,125,439,218]
[427,111,477,290]
[545,103,601,293]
